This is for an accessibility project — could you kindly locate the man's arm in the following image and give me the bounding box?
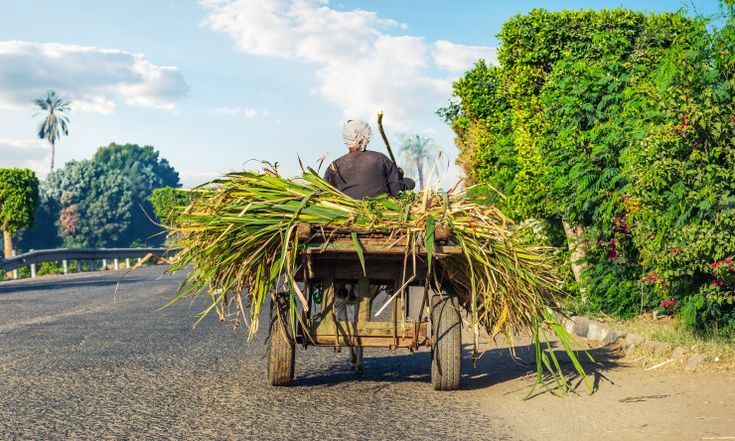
[323,163,336,186]
[385,159,411,196]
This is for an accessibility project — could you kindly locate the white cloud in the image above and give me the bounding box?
[0,41,189,113]
[432,40,498,72]
[201,0,493,127]
[0,139,50,178]
[211,106,259,118]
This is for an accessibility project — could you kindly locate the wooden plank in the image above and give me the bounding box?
[310,320,426,337]
[302,238,461,256]
[306,335,429,348]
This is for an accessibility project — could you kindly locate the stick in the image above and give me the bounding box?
[644,359,674,371]
[377,111,397,164]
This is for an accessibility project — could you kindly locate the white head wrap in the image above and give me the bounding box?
[342,119,372,151]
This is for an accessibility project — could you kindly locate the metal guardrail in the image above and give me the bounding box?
[0,247,179,278]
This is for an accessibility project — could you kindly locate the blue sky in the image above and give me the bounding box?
[0,0,723,187]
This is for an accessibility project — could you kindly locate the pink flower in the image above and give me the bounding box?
[662,299,677,308]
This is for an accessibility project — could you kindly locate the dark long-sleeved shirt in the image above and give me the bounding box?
[323,150,409,199]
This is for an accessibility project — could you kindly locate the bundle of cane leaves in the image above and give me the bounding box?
[165,164,592,395]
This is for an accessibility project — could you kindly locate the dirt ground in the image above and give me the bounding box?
[477,335,735,441]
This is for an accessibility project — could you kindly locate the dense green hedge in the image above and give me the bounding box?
[149,186,193,228]
[444,6,735,333]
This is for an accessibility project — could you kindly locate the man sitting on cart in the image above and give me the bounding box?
[324,119,415,199]
[323,119,415,374]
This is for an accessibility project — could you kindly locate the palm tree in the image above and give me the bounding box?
[34,90,71,173]
[398,133,441,190]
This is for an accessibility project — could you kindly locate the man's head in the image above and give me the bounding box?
[342,119,372,152]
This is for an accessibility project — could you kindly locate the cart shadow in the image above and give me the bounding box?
[295,342,623,394]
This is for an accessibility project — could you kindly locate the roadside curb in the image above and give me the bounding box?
[549,311,708,372]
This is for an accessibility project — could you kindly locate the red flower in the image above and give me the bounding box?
[730,115,735,121]
[662,299,677,308]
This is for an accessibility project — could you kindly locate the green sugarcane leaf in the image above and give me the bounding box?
[425,214,435,270]
[351,231,366,276]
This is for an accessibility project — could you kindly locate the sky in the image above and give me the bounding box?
[0,0,724,187]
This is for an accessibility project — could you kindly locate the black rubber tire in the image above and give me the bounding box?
[431,293,462,391]
[267,293,295,386]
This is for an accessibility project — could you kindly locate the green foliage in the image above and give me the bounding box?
[444,5,735,333]
[20,143,180,249]
[16,186,62,251]
[92,143,180,245]
[622,11,735,334]
[37,261,64,276]
[45,159,135,248]
[0,168,39,232]
[149,186,193,227]
[447,61,516,214]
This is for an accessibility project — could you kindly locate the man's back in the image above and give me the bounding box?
[324,150,405,199]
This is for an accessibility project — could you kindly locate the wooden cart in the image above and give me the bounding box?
[267,225,464,390]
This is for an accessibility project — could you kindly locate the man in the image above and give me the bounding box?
[323,119,414,375]
[324,119,415,199]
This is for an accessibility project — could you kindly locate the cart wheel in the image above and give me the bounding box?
[431,293,461,391]
[267,293,295,386]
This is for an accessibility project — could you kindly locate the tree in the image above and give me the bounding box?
[44,143,180,248]
[34,90,71,173]
[0,169,39,275]
[398,133,441,190]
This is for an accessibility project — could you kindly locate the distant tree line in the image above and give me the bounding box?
[15,143,180,251]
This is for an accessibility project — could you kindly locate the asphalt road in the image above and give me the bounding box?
[0,266,519,440]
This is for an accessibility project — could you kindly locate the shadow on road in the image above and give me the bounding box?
[296,342,624,395]
[0,276,144,295]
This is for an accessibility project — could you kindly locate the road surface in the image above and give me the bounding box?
[0,266,517,440]
[3,266,732,441]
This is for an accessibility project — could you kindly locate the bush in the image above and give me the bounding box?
[149,186,193,227]
[443,5,735,334]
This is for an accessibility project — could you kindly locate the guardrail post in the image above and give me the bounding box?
[29,249,36,278]
[12,249,18,280]
[63,259,68,275]
[125,258,130,269]
[114,258,119,270]
[102,258,107,270]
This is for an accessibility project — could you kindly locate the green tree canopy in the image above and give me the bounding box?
[36,143,180,248]
[0,168,39,259]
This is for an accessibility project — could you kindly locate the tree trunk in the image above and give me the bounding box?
[416,159,424,190]
[50,140,55,173]
[562,219,587,291]
[3,227,13,278]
